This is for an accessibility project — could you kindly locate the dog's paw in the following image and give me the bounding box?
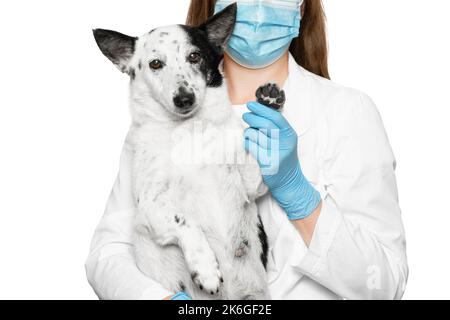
[191,261,223,296]
[255,82,286,111]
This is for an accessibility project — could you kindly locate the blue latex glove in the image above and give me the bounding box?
[243,102,321,220]
[170,292,192,300]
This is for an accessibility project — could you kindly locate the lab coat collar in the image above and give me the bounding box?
[282,53,314,136]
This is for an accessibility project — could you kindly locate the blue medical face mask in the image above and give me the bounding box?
[214,0,302,69]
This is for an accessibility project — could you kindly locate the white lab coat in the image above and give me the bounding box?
[85,53,408,300]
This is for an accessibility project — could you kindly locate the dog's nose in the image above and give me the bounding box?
[173,87,195,110]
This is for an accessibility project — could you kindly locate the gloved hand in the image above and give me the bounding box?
[170,292,192,300]
[243,102,322,220]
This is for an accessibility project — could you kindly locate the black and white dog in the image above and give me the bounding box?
[93,3,285,300]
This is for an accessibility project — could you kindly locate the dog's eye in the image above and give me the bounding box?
[149,59,163,70]
[188,52,201,64]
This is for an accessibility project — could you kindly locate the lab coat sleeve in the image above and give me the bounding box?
[85,139,173,300]
[294,92,408,300]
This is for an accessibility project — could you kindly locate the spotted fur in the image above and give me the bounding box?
[93,3,270,300]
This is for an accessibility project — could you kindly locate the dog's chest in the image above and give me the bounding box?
[130,117,247,203]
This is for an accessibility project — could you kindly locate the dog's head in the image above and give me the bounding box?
[93,3,237,120]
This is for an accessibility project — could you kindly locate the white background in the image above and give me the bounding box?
[0,0,449,300]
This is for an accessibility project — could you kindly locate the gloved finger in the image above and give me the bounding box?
[170,292,193,300]
[244,128,271,149]
[247,101,290,129]
[243,113,280,136]
[244,138,272,167]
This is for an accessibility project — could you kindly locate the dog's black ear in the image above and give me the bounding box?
[199,3,237,51]
[93,29,137,73]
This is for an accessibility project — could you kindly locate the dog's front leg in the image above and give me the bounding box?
[237,158,269,201]
[176,218,223,295]
[136,179,223,295]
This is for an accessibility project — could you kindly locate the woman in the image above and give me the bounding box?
[86,0,408,300]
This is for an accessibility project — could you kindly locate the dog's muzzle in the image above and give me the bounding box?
[173,87,196,113]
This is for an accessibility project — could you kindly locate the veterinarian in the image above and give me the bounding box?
[86,0,408,300]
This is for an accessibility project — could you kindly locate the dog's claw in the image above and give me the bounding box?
[191,263,222,295]
[255,82,286,110]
